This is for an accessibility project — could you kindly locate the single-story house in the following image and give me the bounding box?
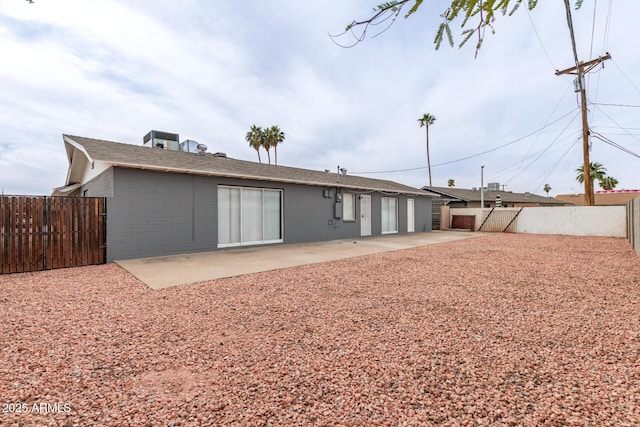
[556,190,640,206]
[423,186,571,208]
[54,133,437,262]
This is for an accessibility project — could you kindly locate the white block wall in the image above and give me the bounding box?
[448,206,627,237]
[516,206,626,237]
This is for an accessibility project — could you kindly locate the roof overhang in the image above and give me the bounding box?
[51,183,82,196]
[107,161,436,197]
[63,135,96,186]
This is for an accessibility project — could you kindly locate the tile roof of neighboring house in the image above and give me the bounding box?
[63,135,436,197]
[423,186,570,205]
[556,191,640,206]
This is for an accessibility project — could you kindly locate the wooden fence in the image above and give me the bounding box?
[1,196,106,274]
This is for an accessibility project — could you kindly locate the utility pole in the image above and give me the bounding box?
[557,0,611,206]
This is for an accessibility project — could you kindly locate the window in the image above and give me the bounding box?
[343,193,355,221]
[381,197,398,234]
[218,186,283,247]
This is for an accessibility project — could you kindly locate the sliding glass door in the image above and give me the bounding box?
[218,186,283,247]
[381,197,398,234]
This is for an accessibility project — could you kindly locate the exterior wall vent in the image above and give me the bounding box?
[144,130,180,151]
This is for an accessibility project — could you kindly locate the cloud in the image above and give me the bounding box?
[1,0,639,196]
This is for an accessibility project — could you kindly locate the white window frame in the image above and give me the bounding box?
[342,193,356,221]
[218,185,284,248]
[381,197,398,234]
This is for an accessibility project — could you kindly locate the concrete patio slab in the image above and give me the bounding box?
[115,231,482,289]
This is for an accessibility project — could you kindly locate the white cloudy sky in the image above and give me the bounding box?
[1,0,639,196]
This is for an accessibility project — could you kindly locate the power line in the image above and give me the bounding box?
[592,104,640,145]
[505,110,581,183]
[591,131,640,158]
[491,131,579,178]
[532,137,581,193]
[509,81,574,181]
[592,102,640,108]
[349,108,579,175]
[596,126,640,130]
[611,59,640,97]
[588,0,598,61]
[525,6,557,71]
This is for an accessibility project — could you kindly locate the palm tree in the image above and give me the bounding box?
[267,125,285,165]
[543,184,551,196]
[418,113,436,187]
[262,128,274,164]
[599,176,618,190]
[447,179,455,188]
[576,162,607,186]
[246,125,263,163]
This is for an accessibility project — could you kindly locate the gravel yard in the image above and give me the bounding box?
[1,233,639,426]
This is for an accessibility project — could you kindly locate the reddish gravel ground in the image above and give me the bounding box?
[1,233,639,426]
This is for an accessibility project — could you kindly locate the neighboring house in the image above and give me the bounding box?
[556,190,640,206]
[54,133,437,262]
[423,186,571,208]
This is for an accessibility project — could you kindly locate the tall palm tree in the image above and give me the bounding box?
[246,125,263,163]
[447,179,455,188]
[418,113,436,187]
[543,184,551,196]
[599,176,618,190]
[262,128,273,164]
[267,125,285,165]
[576,162,607,186]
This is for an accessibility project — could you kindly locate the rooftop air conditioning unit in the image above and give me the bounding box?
[144,130,180,151]
[488,182,500,191]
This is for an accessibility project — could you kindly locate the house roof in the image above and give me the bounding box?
[556,191,640,206]
[423,186,570,205]
[62,135,436,197]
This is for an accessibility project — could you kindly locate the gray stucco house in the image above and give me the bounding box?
[54,133,436,262]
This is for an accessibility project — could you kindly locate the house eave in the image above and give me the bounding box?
[110,161,434,197]
[51,183,82,196]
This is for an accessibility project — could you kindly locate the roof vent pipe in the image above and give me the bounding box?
[196,143,208,157]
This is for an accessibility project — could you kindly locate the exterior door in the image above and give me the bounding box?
[407,198,415,232]
[360,195,371,236]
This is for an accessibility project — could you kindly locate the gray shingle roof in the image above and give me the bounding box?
[423,186,569,205]
[65,135,435,197]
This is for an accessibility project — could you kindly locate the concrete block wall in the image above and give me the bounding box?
[447,206,627,237]
[517,206,626,237]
